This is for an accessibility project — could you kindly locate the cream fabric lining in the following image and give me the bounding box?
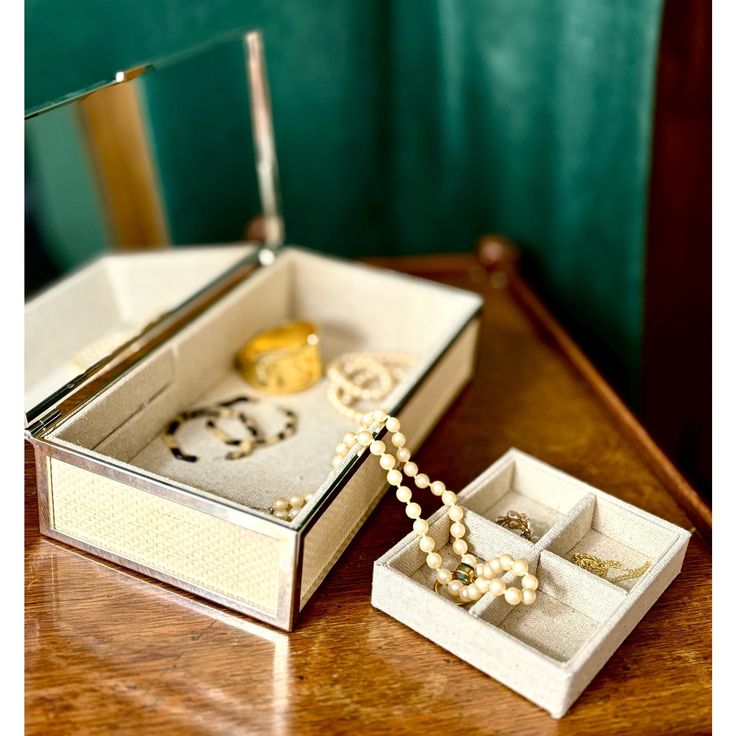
[25,245,253,411]
[383,451,680,662]
[49,247,482,516]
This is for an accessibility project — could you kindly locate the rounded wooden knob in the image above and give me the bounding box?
[475,234,520,271]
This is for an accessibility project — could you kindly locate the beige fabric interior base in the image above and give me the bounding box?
[496,591,599,662]
[49,247,481,520]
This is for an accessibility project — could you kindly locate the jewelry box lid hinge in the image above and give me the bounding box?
[25,408,62,439]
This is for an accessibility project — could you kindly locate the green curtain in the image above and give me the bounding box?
[25,0,664,393]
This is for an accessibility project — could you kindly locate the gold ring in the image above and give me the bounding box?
[496,510,534,541]
[236,321,322,394]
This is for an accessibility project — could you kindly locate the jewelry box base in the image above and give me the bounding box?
[371,449,690,718]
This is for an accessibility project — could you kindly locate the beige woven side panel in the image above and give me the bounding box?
[300,319,480,607]
[49,459,281,614]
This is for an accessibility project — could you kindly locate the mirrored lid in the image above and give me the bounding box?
[25,28,282,427]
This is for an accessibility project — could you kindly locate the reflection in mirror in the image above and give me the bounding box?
[25,28,280,298]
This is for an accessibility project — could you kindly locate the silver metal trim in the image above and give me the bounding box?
[245,31,284,248]
[34,445,52,537]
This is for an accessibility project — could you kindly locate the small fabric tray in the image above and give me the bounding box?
[371,448,690,718]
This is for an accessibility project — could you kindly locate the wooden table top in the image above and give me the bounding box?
[25,250,712,735]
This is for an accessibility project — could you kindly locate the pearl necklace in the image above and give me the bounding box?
[268,492,315,521]
[332,409,539,606]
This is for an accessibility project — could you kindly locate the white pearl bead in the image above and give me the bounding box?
[461,554,477,567]
[466,584,481,601]
[272,497,289,511]
[288,507,300,520]
[459,587,471,602]
[396,486,412,503]
[490,557,503,575]
[380,454,396,470]
[448,579,464,597]
[482,563,494,579]
[426,552,442,569]
[504,587,523,605]
[441,490,457,506]
[386,416,401,433]
[474,563,485,577]
[386,469,403,486]
[430,480,445,496]
[289,495,305,508]
[405,502,422,519]
[413,518,429,535]
[522,589,537,605]
[419,536,435,553]
[373,409,388,424]
[343,432,356,446]
[450,522,465,538]
[448,505,464,521]
[357,431,372,446]
[521,574,539,591]
[437,568,453,585]
[336,442,348,457]
[304,493,314,502]
[369,440,385,455]
[476,577,490,594]
[274,509,289,520]
[500,554,514,571]
[489,578,506,596]
[512,559,528,577]
[452,539,468,555]
[331,456,343,469]
[415,473,430,488]
[396,447,411,463]
[403,461,418,477]
[391,432,406,448]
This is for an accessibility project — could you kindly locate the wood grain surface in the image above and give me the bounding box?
[25,253,712,735]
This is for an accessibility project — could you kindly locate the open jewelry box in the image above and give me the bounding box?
[371,449,691,718]
[26,244,482,630]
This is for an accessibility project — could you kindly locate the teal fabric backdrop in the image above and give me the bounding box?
[25,0,664,393]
